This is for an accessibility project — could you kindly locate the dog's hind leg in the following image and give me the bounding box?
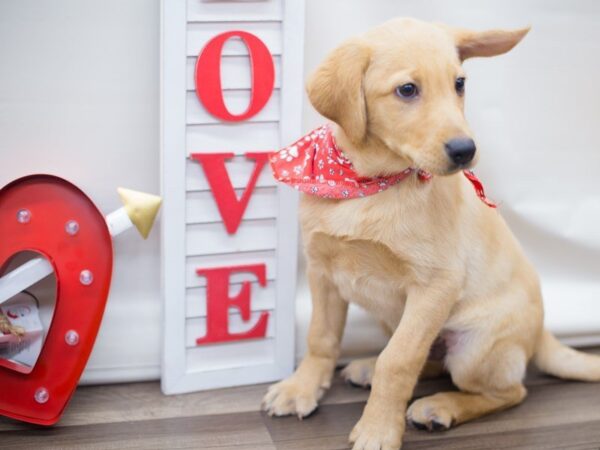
[343,326,446,388]
[407,341,527,431]
[342,357,377,388]
[263,267,348,418]
[343,358,445,388]
[342,323,388,388]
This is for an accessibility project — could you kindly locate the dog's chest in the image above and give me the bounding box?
[307,233,411,329]
[301,185,460,327]
[301,182,456,265]
[331,264,407,329]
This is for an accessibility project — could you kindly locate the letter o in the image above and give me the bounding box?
[195,31,275,122]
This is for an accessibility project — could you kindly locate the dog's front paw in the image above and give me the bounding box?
[349,411,404,450]
[262,377,323,419]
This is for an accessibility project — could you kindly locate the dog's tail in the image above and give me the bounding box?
[533,329,600,381]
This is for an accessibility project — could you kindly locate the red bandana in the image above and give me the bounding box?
[270,124,496,208]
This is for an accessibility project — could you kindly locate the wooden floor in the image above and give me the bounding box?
[2,351,600,449]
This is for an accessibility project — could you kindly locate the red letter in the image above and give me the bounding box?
[195,31,275,121]
[190,152,270,234]
[196,264,269,345]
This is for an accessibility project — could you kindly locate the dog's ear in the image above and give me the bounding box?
[452,27,530,61]
[306,39,371,143]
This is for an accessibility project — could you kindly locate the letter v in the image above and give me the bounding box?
[190,152,270,234]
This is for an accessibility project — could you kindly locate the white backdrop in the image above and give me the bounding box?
[0,0,599,383]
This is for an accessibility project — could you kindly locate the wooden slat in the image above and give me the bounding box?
[187,0,283,23]
[187,21,282,56]
[186,219,277,255]
[186,55,282,91]
[186,188,278,223]
[404,421,600,450]
[161,0,191,396]
[186,282,277,318]
[186,337,275,371]
[187,310,276,347]
[187,121,280,155]
[186,250,277,288]
[0,413,275,450]
[0,382,272,431]
[187,89,281,124]
[262,401,362,450]
[186,156,277,192]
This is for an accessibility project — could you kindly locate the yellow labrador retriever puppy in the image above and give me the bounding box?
[263,17,600,450]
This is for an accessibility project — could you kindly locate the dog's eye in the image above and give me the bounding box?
[455,77,466,95]
[395,83,418,99]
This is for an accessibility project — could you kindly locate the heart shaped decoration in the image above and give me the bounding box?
[0,175,113,425]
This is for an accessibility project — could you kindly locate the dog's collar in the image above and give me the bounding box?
[270,124,496,208]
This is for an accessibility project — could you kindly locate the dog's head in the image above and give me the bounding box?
[307,18,529,176]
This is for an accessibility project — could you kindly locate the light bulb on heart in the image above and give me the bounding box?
[0,175,162,426]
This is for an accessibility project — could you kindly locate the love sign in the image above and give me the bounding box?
[161,0,304,394]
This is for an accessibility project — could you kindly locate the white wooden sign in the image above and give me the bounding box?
[161,0,304,394]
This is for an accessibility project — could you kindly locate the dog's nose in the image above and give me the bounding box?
[445,138,476,166]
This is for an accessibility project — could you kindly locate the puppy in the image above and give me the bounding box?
[264,18,600,450]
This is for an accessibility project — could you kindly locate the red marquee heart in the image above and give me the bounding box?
[0,175,113,425]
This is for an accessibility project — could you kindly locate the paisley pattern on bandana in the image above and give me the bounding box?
[269,124,496,207]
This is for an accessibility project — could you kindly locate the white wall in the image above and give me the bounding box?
[1,0,599,383]
[0,0,161,382]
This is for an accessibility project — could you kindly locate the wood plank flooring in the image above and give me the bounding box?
[2,350,600,449]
